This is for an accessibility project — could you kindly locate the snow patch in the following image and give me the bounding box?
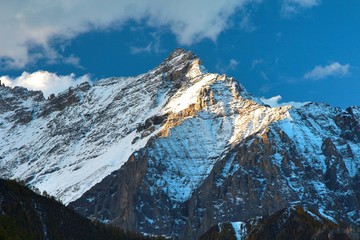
[231,221,246,240]
[163,74,216,113]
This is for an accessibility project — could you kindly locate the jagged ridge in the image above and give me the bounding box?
[1,49,360,239]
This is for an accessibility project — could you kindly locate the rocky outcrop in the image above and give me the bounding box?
[70,102,360,239]
[335,108,360,142]
[1,49,360,239]
[0,85,44,127]
[0,48,205,204]
[39,82,91,117]
[200,206,360,240]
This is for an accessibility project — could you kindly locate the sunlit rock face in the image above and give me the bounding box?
[1,49,360,239]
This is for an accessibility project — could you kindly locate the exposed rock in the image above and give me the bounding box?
[1,49,360,239]
[0,85,44,127]
[70,106,360,239]
[322,138,340,159]
[39,84,88,117]
[200,206,360,240]
[0,49,201,204]
[335,110,360,142]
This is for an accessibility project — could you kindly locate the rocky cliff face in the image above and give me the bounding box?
[1,49,360,239]
[0,49,199,204]
[200,206,360,240]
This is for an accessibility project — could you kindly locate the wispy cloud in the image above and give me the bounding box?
[304,62,350,80]
[0,71,90,97]
[216,59,239,73]
[259,84,272,93]
[0,0,256,69]
[62,55,84,69]
[130,43,156,55]
[251,58,264,70]
[261,95,309,108]
[130,32,164,55]
[281,0,321,16]
[260,71,269,80]
[239,13,257,32]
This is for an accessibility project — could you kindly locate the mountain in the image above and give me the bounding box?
[199,206,360,240]
[1,49,360,239]
[0,179,159,240]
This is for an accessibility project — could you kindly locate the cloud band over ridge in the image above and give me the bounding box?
[0,71,90,97]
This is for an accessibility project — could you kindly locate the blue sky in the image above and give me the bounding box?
[0,0,359,108]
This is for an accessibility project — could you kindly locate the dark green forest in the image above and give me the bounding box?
[0,179,162,240]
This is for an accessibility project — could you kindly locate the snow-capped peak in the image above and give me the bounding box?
[2,48,360,240]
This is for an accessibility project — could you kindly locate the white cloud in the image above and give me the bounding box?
[0,71,90,97]
[281,0,321,16]
[261,95,309,108]
[304,62,350,80]
[0,0,254,69]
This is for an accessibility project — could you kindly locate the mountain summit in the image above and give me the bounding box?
[1,49,360,239]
